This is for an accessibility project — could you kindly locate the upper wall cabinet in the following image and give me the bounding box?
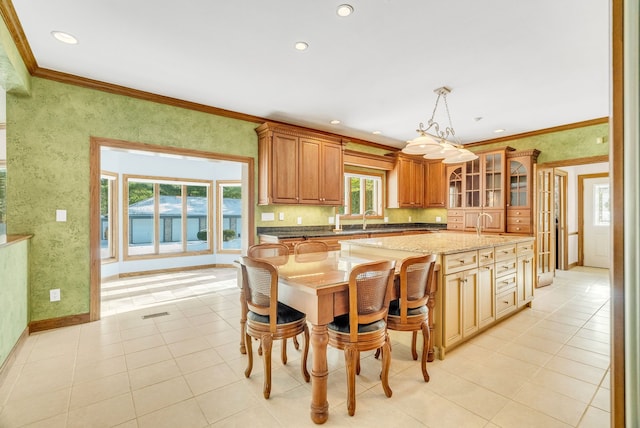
[424,159,447,208]
[387,153,424,208]
[256,123,345,205]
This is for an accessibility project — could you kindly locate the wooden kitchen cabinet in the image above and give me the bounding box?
[506,150,540,234]
[256,122,344,205]
[446,147,539,235]
[447,148,513,231]
[516,241,535,307]
[387,153,424,208]
[478,248,496,329]
[442,250,480,348]
[424,159,447,207]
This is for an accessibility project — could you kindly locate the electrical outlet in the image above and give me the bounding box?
[435,216,442,223]
[384,217,389,223]
[408,216,412,222]
[50,289,61,302]
[297,217,302,225]
[328,216,334,224]
[279,212,285,221]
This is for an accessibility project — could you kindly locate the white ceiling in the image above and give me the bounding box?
[11,0,610,149]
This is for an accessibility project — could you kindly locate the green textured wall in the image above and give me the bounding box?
[473,123,609,163]
[6,77,258,322]
[0,239,29,367]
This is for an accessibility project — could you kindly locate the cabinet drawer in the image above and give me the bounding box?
[495,259,517,278]
[447,222,465,231]
[448,215,464,225]
[495,272,517,294]
[443,250,478,274]
[478,247,495,266]
[517,241,535,257]
[496,288,517,319]
[494,244,517,261]
[507,224,531,234]
[448,210,464,217]
[508,208,531,218]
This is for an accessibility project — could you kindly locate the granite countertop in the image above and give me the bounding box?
[257,223,446,239]
[341,232,534,255]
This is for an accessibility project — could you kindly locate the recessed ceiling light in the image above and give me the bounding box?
[372,131,382,135]
[51,31,78,45]
[330,119,341,125]
[494,128,506,133]
[337,4,354,17]
[295,41,309,51]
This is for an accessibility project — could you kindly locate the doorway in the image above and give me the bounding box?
[89,137,255,321]
[579,173,610,268]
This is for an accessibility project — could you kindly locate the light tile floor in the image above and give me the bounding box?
[0,267,611,427]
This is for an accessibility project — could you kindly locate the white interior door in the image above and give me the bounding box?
[583,176,610,268]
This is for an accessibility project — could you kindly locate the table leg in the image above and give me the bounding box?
[310,324,329,424]
[239,288,247,355]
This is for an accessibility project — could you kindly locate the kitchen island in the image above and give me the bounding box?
[341,232,536,359]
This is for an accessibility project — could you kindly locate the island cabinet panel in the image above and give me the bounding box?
[256,122,344,205]
[387,154,424,208]
[443,268,480,347]
[516,241,535,307]
[478,249,496,328]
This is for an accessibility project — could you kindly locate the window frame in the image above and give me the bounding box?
[216,180,242,254]
[100,171,118,263]
[123,174,214,260]
[342,169,384,218]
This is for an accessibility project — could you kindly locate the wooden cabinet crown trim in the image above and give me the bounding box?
[256,122,343,144]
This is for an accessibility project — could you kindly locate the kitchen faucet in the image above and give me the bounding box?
[476,212,493,237]
[362,210,377,230]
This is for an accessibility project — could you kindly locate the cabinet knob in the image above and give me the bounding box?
[524,259,531,263]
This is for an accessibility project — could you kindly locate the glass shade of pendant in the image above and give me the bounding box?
[423,143,458,159]
[442,148,479,164]
[401,134,442,154]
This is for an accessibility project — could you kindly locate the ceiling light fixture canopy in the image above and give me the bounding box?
[402,86,478,164]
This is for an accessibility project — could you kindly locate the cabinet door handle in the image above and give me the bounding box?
[524,259,531,263]
[484,266,492,270]
[502,300,510,304]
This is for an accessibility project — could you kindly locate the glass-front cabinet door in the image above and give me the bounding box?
[484,152,503,208]
[509,160,528,207]
[448,166,463,208]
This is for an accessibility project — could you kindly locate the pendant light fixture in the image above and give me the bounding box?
[402,86,478,164]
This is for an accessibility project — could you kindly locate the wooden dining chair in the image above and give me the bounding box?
[327,259,396,416]
[293,241,329,262]
[246,243,299,358]
[248,243,290,265]
[240,256,310,399]
[382,253,436,382]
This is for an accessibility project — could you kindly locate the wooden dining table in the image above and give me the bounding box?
[237,250,438,424]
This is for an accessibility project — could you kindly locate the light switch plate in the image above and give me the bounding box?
[261,212,275,221]
[436,216,442,222]
[56,209,67,222]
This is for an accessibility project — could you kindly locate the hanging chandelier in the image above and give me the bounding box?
[402,86,478,164]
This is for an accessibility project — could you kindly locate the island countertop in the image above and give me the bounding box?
[340,232,534,255]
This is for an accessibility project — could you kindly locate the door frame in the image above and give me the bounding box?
[89,136,255,321]
[554,169,568,270]
[577,172,608,267]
